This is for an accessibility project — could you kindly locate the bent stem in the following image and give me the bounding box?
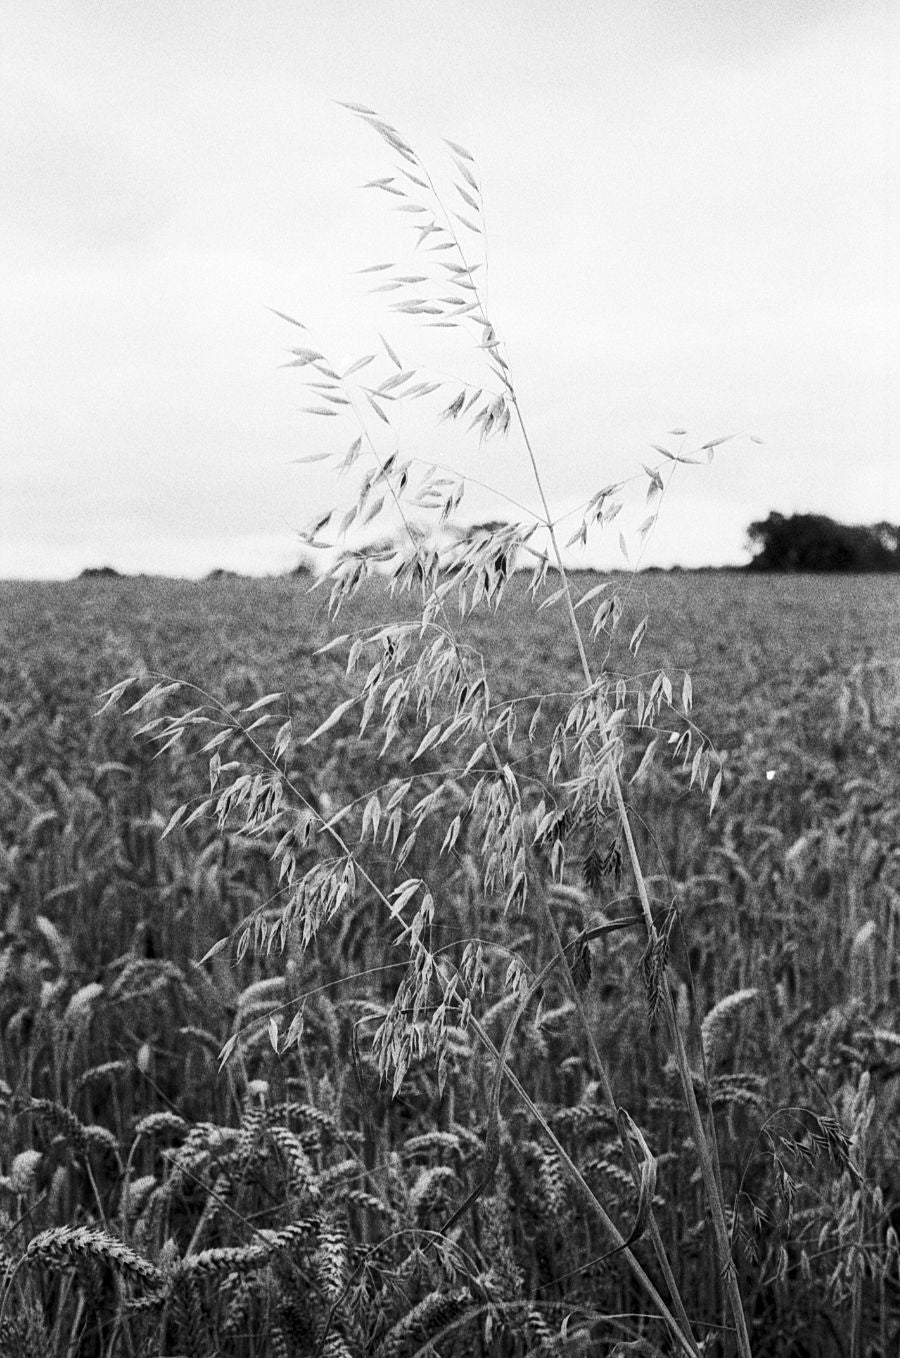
[513,399,754,1358]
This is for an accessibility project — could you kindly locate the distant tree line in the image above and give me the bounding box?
[746,513,900,573]
[77,513,900,580]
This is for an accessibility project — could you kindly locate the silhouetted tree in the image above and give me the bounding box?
[747,513,900,572]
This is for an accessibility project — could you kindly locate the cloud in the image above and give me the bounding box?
[0,0,895,578]
[2,70,181,260]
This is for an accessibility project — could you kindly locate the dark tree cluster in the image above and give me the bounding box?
[747,513,900,573]
[78,565,121,579]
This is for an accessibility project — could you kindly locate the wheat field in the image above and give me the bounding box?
[0,570,897,1355]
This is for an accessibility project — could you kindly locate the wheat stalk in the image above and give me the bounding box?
[0,1223,162,1335]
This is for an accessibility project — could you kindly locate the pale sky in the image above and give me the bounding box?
[2,0,897,577]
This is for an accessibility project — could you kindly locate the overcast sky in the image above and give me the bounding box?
[2,0,897,577]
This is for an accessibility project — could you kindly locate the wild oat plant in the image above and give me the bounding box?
[5,108,897,1357]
